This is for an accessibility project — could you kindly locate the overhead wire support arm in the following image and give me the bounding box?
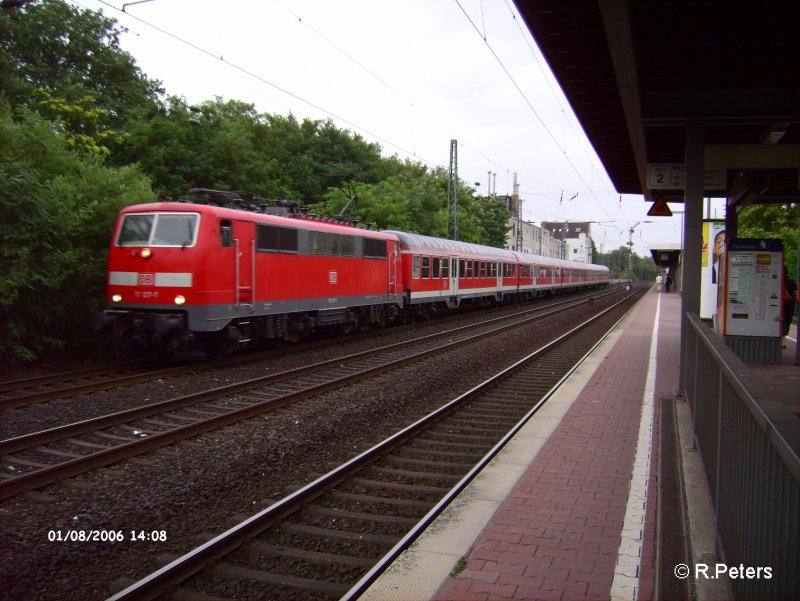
[122,0,157,12]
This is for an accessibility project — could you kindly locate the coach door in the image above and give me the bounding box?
[388,241,399,294]
[233,220,255,307]
[449,256,459,295]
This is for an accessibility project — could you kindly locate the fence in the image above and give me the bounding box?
[684,313,799,600]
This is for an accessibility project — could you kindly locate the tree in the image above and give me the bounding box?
[0,103,154,363]
[737,203,799,278]
[0,0,161,130]
[594,246,658,281]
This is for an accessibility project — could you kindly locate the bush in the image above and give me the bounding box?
[0,105,154,364]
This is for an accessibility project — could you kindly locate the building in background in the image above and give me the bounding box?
[541,222,594,263]
[499,195,568,259]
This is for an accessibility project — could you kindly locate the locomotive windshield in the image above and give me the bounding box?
[117,213,199,247]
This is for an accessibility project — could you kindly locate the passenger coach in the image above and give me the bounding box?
[388,231,609,317]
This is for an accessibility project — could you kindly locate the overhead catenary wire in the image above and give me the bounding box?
[73,0,630,233]
[90,0,427,164]
[454,0,615,223]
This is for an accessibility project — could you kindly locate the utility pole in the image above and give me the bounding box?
[628,222,638,273]
[447,140,459,240]
[513,173,522,252]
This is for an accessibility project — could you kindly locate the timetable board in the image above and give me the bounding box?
[716,239,783,337]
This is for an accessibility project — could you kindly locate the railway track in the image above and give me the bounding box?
[0,290,608,411]
[107,286,644,601]
[0,288,621,501]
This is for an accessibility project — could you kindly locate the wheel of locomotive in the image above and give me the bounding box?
[203,326,243,358]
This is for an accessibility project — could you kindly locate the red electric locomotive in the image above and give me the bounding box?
[94,191,404,354]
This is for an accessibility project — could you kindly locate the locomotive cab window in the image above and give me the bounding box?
[117,213,199,247]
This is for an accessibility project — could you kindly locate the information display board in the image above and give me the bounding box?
[716,239,783,337]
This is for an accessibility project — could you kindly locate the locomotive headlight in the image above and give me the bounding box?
[174,295,186,305]
[112,293,122,303]
[141,248,152,259]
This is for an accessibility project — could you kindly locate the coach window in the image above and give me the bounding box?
[491,262,497,278]
[422,256,430,279]
[466,260,473,278]
[220,220,232,247]
[412,255,421,279]
[432,257,440,279]
[459,259,466,278]
[441,257,449,278]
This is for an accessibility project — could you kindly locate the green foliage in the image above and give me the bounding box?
[116,98,389,201]
[0,0,514,366]
[0,104,154,363]
[0,0,161,126]
[738,203,799,278]
[34,88,129,157]
[594,246,659,282]
[315,163,509,247]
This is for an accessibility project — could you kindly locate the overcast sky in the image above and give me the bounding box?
[70,0,724,255]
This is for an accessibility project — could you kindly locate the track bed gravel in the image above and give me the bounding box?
[0,295,616,601]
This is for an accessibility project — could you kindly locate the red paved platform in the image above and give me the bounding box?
[433,288,681,601]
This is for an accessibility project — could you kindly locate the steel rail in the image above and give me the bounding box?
[0,289,619,500]
[105,289,642,601]
[0,288,611,410]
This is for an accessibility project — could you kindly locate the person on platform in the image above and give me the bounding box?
[782,266,797,349]
[664,274,672,293]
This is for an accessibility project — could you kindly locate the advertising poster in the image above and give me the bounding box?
[701,220,726,319]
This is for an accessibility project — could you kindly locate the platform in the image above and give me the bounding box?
[359,287,798,601]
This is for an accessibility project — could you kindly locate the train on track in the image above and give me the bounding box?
[92,189,610,355]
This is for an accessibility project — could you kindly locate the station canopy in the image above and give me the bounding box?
[513,1,800,208]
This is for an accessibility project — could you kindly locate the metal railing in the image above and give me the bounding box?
[685,313,799,600]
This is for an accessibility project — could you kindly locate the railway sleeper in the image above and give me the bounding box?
[211,562,349,594]
[281,521,397,546]
[349,476,448,495]
[327,489,431,510]
[366,465,462,484]
[386,453,474,471]
[243,541,375,568]
[305,504,418,526]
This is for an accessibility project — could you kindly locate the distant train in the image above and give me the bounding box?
[92,190,610,354]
